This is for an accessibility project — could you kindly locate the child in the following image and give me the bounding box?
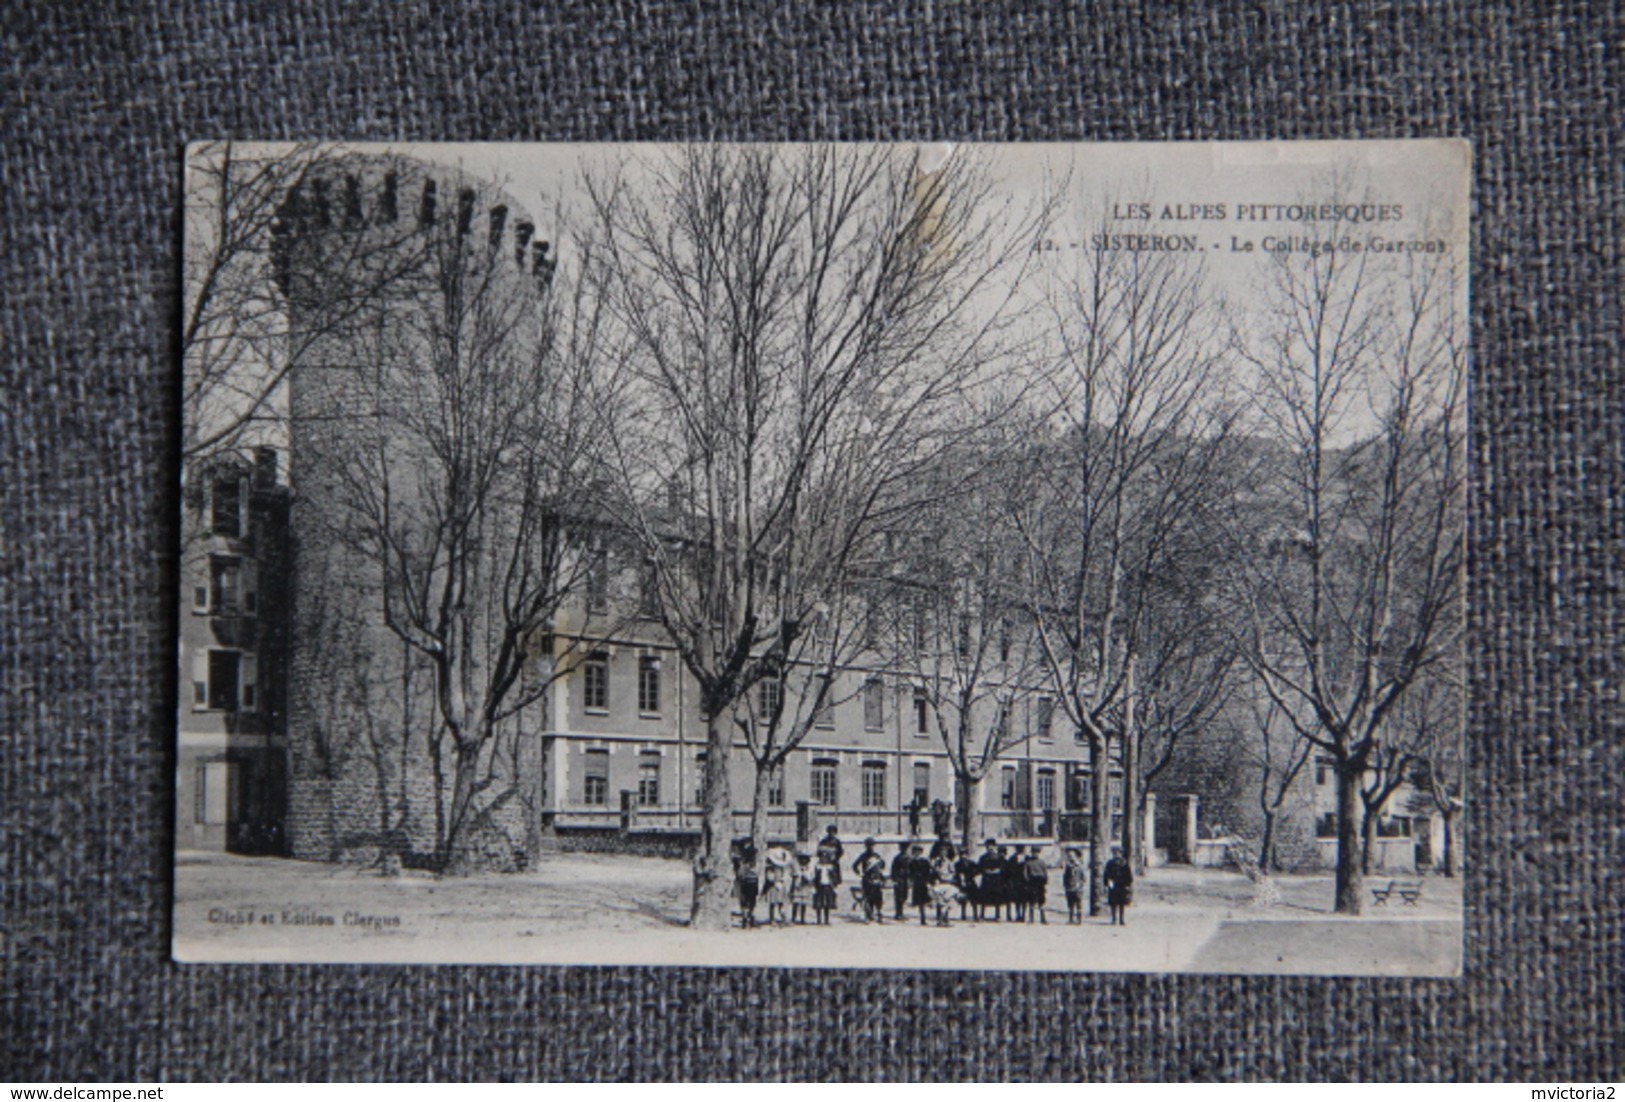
[1063,846,1086,925]
[1006,844,1027,922]
[736,850,760,929]
[908,844,934,926]
[853,837,887,923]
[930,852,959,927]
[1103,845,1133,926]
[812,853,839,926]
[790,853,813,925]
[954,852,982,922]
[763,845,792,926]
[1024,845,1050,924]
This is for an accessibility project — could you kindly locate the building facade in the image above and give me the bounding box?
[525,596,1120,854]
[176,447,290,852]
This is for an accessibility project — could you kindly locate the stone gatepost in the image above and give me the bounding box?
[1174,794,1199,864]
[1143,792,1159,866]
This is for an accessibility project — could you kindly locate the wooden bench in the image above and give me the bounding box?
[1371,879,1424,906]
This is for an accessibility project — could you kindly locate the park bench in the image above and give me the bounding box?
[1370,879,1425,906]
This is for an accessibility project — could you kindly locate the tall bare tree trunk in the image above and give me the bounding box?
[1360,804,1377,875]
[1121,659,1142,872]
[1440,810,1456,878]
[748,763,774,870]
[1334,761,1363,914]
[1088,735,1110,916]
[1258,812,1277,874]
[957,772,982,854]
[443,739,482,875]
[691,716,736,930]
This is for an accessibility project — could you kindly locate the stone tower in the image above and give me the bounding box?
[271,153,555,866]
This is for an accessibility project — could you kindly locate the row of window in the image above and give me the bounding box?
[575,749,1089,813]
[580,541,1051,668]
[582,653,663,714]
[582,748,661,806]
[578,656,1067,743]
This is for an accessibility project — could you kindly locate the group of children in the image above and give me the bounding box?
[733,829,1132,929]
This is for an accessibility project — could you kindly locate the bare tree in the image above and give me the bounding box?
[878,429,1048,852]
[1357,716,1426,876]
[302,166,608,872]
[1012,213,1233,914]
[1227,209,1467,914]
[1236,692,1317,873]
[580,144,1046,929]
[1132,606,1240,870]
[1406,671,1464,877]
[726,578,857,846]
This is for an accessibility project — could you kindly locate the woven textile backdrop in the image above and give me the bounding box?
[3,0,1620,1081]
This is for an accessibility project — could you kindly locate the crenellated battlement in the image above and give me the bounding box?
[269,154,556,303]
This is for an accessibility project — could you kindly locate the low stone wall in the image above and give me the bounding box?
[550,827,699,860]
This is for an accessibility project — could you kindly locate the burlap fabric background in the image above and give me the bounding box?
[4,0,1620,1082]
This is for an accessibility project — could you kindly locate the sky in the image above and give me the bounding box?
[386,138,1470,286]
[197,141,1470,457]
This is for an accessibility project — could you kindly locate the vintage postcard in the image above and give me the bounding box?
[174,140,1468,973]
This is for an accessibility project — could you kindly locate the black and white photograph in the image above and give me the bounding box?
[174,140,1469,975]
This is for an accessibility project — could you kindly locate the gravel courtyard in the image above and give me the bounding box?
[173,850,1462,976]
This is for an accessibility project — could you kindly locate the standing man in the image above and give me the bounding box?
[890,840,913,920]
[1103,845,1134,926]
